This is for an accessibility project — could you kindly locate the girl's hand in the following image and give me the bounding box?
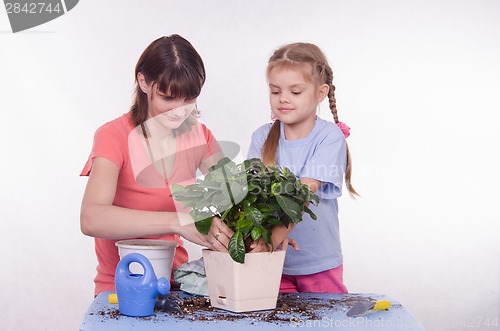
[278,237,300,251]
[270,224,300,251]
[249,238,272,253]
[249,229,300,253]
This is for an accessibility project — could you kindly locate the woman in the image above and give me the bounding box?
[80,34,231,296]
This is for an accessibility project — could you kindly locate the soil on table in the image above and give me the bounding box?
[95,293,383,324]
[169,294,375,323]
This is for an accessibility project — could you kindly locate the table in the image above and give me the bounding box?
[80,291,425,330]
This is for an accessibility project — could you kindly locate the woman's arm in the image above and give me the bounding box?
[80,157,219,249]
[80,157,182,238]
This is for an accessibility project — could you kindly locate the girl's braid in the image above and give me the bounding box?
[323,62,359,198]
[324,65,339,124]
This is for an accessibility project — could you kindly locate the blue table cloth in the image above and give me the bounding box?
[80,291,425,330]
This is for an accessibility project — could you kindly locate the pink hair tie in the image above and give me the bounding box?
[337,121,351,138]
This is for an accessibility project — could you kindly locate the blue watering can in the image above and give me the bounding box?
[115,253,170,317]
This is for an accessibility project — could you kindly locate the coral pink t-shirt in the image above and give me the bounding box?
[81,112,221,295]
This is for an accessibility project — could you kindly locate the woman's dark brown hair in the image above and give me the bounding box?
[130,34,206,134]
[262,42,358,197]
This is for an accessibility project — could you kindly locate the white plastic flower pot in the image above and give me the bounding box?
[116,239,177,280]
[202,249,286,313]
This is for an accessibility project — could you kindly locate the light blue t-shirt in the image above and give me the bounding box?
[247,118,347,275]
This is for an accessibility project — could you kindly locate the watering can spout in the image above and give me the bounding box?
[157,277,169,295]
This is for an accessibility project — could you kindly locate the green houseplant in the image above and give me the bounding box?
[171,157,319,263]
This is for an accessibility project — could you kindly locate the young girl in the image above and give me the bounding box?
[247,42,357,293]
[80,35,232,296]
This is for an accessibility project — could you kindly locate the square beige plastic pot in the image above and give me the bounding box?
[202,249,286,313]
[115,239,177,279]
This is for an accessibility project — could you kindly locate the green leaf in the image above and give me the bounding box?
[261,227,272,246]
[208,157,232,171]
[242,194,257,207]
[260,188,269,200]
[183,189,205,198]
[256,204,272,213]
[303,205,317,220]
[173,197,200,208]
[237,218,253,235]
[229,182,248,203]
[267,201,281,212]
[272,180,296,195]
[212,192,232,210]
[204,170,225,182]
[244,206,263,226]
[264,216,281,225]
[312,193,320,205]
[251,226,262,241]
[275,195,302,222]
[220,207,233,222]
[221,181,246,205]
[171,157,321,263]
[194,198,212,211]
[279,214,292,228]
[229,231,245,263]
[199,181,224,190]
[170,184,187,195]
[194,216,212,235]
[284,167,297,180]
[247,182,260,193]
[202,190,219,203]
[244,158,263,172]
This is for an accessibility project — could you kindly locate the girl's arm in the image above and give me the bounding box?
[80,157,221,249]
[300,177,321,193]
[271,177,320,246]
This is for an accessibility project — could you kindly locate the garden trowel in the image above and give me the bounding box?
[346,300,391,317]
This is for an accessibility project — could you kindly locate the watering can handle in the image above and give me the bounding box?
[118,253,155,279]
[116,253,170,294]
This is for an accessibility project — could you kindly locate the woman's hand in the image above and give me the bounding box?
[206,217,233,252]
[176,221,214,248]
[178,216,233,252]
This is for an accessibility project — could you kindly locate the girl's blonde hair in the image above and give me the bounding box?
[262,42,358,197]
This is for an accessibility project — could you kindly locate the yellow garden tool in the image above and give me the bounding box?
[346,300,391,317]
[108,293,118,304]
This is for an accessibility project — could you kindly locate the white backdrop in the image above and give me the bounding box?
[1,1,499,330]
